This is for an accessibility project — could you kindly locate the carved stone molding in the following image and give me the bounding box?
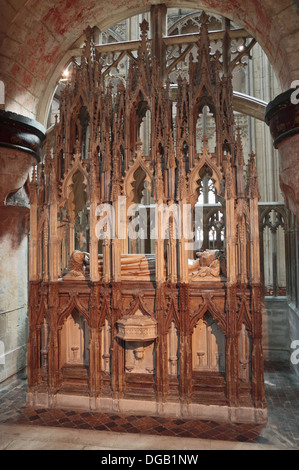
[0,111,45,206]
[116,310,157,342]
[0,110,45,161]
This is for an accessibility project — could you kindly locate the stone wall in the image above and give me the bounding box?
[262,297,290,363]
[0,207,29,387]
[0,110,45,389]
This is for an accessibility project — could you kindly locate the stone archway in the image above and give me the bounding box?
[0,1,298,124]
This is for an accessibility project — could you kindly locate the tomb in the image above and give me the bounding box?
[27,11,266,423]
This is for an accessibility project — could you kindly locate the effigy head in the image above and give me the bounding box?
[65,250,86,278]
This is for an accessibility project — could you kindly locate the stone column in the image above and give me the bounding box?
[265,88,299,219]
[266,89,299,379]
[0,110,45,386]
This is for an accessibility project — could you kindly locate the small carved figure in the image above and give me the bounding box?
[189,249,221,280]
[63,250,86,280]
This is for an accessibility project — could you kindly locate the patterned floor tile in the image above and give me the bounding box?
[0,362,299,447]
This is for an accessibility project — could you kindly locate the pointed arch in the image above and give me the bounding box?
[164,297,180,333]
[69,91,90,120]
[193,83,216,116]
[59,306,90,367]
[98,296,111,329]
[61,155,90,203]
[189,152,222,205]
[123,294,153,318]
[123,152,153,206]
[190,298,226,334]
[237,297,252,334]
[58,294,89,327]
[127,89,151,153]
[191,309,226,373]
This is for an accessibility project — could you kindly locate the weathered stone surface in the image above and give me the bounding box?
[0,1,298,122]
[0,207,29,385]
[0,149,33,204]
[277,135,299,220]
[262,298,290,362]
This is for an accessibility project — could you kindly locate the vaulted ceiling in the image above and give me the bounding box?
[0,0,298,124]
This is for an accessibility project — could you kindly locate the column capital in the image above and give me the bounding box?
[0,110,45,206]
[0,110,45,161]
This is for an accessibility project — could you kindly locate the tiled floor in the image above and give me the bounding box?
[0,362,298,449]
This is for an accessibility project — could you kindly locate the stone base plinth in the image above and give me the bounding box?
[27,391,268,425]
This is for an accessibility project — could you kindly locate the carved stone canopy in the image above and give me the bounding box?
[116,310,157,342]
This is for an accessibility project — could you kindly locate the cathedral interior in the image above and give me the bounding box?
[0,1,299,450]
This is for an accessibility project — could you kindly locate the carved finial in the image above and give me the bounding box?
[246,151,260,200]
[200,11,210,26]
[201,134,210,155]
[140,19,149,37]
[136,138,143,152]
[196,11,212,77]
[45,138,51,175]
[249,150,256,162]
[167,130,176,169]
[84,25,93,42]
[31,165,37,183]
[214,49,222,71]
[225,152,235,199]
[235,127,245,167]
[235,127,245,197]
[29,165,38,205]
[202,133,209,148]
[83,26,95,61]
[154,154,164,201]
[75,139,81,157]
[38,164,45,205]
[176,151,188,201]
